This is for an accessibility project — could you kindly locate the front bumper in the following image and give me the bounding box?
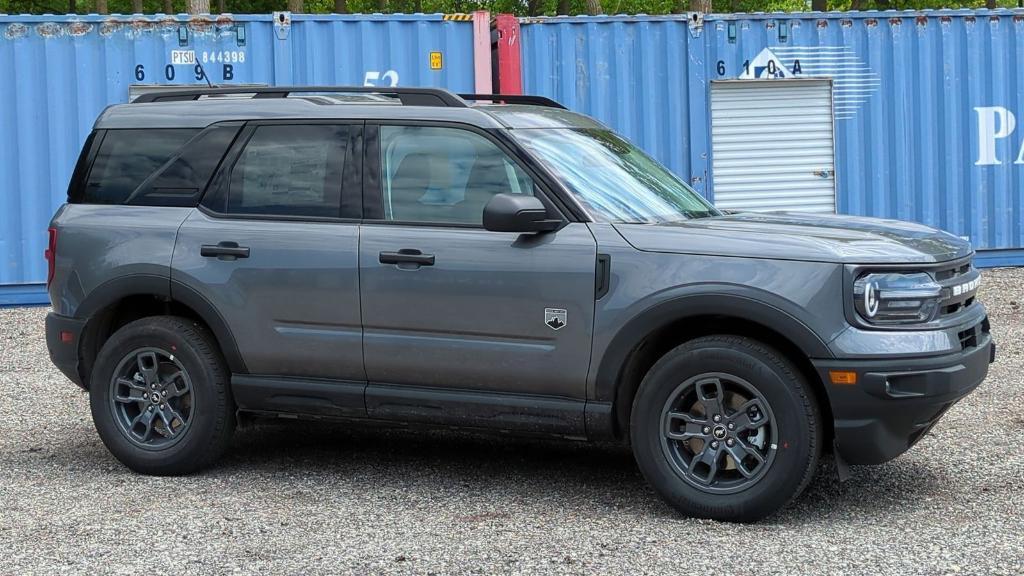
[45,312,87,389]
[812,333,994,465]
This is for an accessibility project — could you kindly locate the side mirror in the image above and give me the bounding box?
[483,193,562,233]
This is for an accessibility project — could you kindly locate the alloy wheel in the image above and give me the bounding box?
[659,372,778,494]
[108,347,195,450]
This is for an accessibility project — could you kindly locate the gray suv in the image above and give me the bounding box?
[45,87,994,522]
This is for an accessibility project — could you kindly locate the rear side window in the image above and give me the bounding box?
[221,124,349,218]
[79,129,197,204]
[128,125,241,207]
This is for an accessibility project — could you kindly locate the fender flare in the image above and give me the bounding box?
[73,274,246,374]
[593,290,834,405]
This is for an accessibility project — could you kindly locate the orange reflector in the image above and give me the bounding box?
[829,370,857,385]
[59,330,74,344]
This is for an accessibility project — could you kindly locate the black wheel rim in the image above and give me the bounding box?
[659,373,778,495]
[109,347,195,450]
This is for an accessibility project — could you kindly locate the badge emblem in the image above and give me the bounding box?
[544,308,567,331]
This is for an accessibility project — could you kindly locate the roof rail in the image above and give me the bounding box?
[459,93,567,109]
[132,86,469,107]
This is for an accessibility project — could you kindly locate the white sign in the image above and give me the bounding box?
[974,106,1024,166]
[170,50,195,65]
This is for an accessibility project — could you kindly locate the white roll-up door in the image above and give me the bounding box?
[710,80,836,213]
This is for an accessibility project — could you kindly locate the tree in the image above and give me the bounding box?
[334,0,347,12]
[95,0,108,13]
[585,0,601,14]
[288,0,303,11]
[812,0,826,10]
[164,0,173,13]
[689,0,711,11]
[188,0,210,12]
[557,0,571,14]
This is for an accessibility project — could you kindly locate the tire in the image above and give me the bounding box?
[630,335,821,522]
[89,315,235,475]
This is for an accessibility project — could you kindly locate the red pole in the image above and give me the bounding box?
[494,14,522,95]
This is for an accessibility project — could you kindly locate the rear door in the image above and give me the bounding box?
[172,121,365,413]
[358,123,597,434]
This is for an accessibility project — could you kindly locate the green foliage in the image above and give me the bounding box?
[0,0,1018,17]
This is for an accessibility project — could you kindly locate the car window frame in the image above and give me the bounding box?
[199,119,364,223]
[362,120,570,229]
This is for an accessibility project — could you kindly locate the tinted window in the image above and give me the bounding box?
[128,124,241,207]
[379,126,534,225]
[82,129,197,204]
[225,124,348,218]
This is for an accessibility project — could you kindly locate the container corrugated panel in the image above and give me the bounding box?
[287,14,473,89]
[706,10,1024,256]
[0,13,475,303]
[518,16,710,195]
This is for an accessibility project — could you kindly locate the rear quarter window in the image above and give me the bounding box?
[75,129,197,205]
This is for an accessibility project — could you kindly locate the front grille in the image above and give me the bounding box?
[934,262,971,281]
[933,258,980,319]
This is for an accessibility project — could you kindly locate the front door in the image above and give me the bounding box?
[359,124,597,432]
[172,122,365,396]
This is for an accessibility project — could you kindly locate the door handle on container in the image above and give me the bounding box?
[379,249,435,266]
[201,242,250,260]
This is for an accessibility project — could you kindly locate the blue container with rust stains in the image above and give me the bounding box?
[518,10,1024,266]
[0,13,475,304]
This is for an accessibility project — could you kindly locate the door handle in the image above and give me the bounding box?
[201,242,250,260]
[379,249,435,267]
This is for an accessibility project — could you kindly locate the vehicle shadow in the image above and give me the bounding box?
[216,419,950,524]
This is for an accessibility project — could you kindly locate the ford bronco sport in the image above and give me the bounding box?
[45,87,994,522]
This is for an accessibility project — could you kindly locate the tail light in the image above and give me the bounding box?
[45,227,57,287]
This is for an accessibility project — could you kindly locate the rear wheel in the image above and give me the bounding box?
[89,316,235,475]
[630,335,821,522]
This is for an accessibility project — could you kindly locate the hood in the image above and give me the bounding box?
[613,212,973,264]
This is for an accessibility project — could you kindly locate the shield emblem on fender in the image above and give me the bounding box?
[544,308,567,331]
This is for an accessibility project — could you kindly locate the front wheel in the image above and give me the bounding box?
[630,335,821,522]
[89,316,235,475]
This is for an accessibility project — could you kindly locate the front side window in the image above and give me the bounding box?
[513,128,720,224]
[81,129,197,204]
[379,125,534,225]
[225,124,349,218]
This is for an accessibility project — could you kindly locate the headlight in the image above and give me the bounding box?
[852,272,942,325]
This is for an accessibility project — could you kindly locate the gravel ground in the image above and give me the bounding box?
[1,269,1022,576]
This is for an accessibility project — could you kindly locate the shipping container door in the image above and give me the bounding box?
[710,80,836,213]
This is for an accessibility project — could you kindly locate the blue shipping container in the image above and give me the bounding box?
[0,12,476,305]
[518,10,1024,267]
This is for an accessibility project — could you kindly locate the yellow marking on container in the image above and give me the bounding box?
[429,51,443,70]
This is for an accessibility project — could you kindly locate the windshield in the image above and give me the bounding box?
[513,128,720,223]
